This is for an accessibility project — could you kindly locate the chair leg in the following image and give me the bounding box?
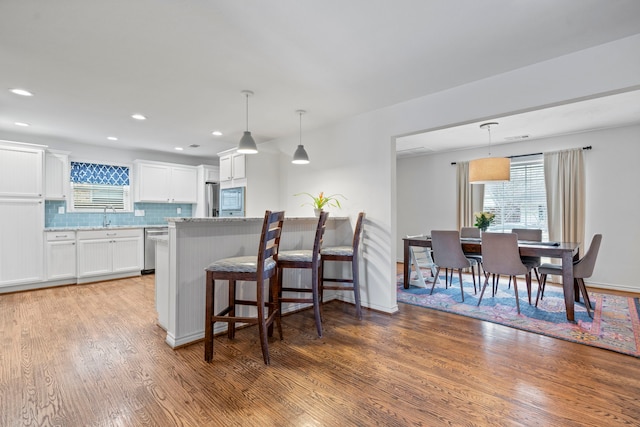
[204,272,214,362]
[228,280,236,339]
[470,265,477,294]
[477,273,490,306]
[352,256,362,320]
[273,271,283,340]
[255,278,270,365]
[526,272,532,305]
[430,267,441,295]
[512,276,521,314]
[536,274,547,307]
[312,265,323,336]
[576,278,593,318]
[457,269,465,302]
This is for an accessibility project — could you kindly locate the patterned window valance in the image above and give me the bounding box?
[70,162,130,186]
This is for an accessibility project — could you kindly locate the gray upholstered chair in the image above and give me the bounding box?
[460,227,483,284]
[321,212,365,320]
[477,232,532,314]
[511,228,543,286]
[276,211,329,337]
[204,210,285,365]
[430,230,478,301]
[536,234,602,318]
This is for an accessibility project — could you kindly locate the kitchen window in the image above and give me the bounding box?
[482,155,548,238]
[70,162,131,211]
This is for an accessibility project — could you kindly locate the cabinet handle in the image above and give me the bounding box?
[106,233,117,236]
[56,234,68,238]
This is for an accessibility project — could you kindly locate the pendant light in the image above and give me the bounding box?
[469,122,510,184]
[292,109,310,164]
[237,90,258,154]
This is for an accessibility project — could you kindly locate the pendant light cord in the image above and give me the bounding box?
[299,111,302,144]
[245,93,249,132]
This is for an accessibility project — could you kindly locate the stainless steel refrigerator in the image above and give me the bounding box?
[205,181,220,217]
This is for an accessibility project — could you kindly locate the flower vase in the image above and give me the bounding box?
[313,208,322,217]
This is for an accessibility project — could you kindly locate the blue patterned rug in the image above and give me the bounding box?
[398,272,640,358]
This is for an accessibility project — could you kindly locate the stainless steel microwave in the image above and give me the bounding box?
[220,186,245,217]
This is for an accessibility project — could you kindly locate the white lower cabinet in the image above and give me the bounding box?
[77,229,143,283]
[0,198,44,287]
[45,231,76,281]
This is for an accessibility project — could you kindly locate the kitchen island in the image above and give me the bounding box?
[156,216,351,348]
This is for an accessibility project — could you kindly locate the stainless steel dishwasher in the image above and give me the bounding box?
[143,227,168,274]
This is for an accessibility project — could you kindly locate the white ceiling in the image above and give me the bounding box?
[2,0,640,159]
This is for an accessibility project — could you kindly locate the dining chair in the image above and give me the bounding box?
[511,228,543,286]
[460,227,483,284]
[477,232,532,314]
[276,211,329,337]
[536,234,602,318]
[406,234,438,288]
[430,230,478,301]
[320,212,365,320]
[204,210,285,365]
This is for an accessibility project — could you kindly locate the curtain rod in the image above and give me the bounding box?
[450,145,592,165]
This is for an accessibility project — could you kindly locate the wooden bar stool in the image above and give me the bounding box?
[204,210,285,365]
[276,211,329,337]
[320,212,365,320]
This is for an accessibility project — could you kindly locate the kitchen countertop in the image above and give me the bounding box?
[45,224,168,231]
[166,216,348,223]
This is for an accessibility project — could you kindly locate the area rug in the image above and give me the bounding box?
[398,273,640,358]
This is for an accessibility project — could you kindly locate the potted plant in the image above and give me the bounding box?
[295,192,346,216]
[474,211,495,232]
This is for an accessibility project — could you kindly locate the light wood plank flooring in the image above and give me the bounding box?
[1,273,639,426]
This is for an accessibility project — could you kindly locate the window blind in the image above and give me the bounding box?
[70,162,130,211]
[482,155,548,238]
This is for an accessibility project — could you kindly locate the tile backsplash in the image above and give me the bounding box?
[45,201,192,228]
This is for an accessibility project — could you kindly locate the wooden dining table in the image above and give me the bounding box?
[402,235,582,321]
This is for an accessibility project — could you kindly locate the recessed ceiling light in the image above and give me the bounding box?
[10,88,33,96]
[211,131,223,136]
[131,114,146,120]
[189,144,200,148]
[107,136,118,141]
[174,147,183,151]
[14,122,30,127]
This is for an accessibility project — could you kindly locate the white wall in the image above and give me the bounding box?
[397,124,640,292]
[250,34,640,312]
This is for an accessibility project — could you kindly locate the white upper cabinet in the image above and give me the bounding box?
[0,141,44,198]
[218,150,246,188]
[44,151,70,200]
[134,161,198,203]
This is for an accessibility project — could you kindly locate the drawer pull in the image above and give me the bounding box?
[56,234,68,238]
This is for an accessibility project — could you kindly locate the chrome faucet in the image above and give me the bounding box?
[103,205,116,227]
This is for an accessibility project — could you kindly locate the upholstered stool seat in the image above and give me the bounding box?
[320,246,352,256]
[207,256,277,273]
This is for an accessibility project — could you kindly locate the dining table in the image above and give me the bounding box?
[402,235,582,321]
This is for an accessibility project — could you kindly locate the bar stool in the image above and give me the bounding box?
[320,212,365,320]
[204,210,285,365]
[276,211,329,337]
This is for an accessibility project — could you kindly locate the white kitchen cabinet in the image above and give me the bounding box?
[0,198,44,287]
[44,151,70,200]
[134,161,198,203]
[77,228,143,283]
[218,151,246,188]
[0,141,44,198]
[45,231,76,280]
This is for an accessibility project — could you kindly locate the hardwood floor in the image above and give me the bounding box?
[2,273,639,426]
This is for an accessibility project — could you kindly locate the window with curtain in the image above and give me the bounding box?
[70,162,131,211]
[482,155,548,238]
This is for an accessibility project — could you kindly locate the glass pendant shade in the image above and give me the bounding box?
[237,131,258,154]
[292,144,310,164]
[469,157,510,183]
